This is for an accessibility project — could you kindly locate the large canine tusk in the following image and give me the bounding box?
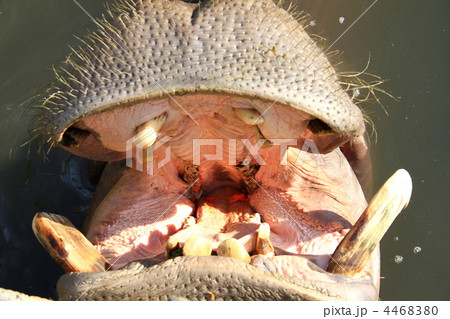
[327,169,412,276]
[32,212,109,272]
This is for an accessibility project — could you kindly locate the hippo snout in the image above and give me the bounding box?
[29,0,410,301]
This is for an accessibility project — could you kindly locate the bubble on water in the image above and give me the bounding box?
[353,88,360,98]
[413,246,422,254]
[339,17,345,24]
[310,20,316,27]
[393,236,399,241]
[394,255,403,264]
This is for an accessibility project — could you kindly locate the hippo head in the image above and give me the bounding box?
[32,0,408,301]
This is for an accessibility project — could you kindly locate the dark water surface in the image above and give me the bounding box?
[0,0,448,300]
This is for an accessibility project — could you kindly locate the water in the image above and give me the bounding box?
[0,0,448,300]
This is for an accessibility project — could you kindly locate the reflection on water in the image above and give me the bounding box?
[0,0,448,300]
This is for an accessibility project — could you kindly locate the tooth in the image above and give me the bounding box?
[234,108,265,125]
[182,236,212,257]
[183,216,196,229]
[256,223,274,256]
[165,235,181,259]
[132,113,167,161]
[250,213,261,223]
[32,212,109,272]
[217,238,251,263]
[233,107,271,148]
[327,169,413,276]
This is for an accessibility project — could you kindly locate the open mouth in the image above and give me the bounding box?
[31,0,412,300]
[84,96,365,265]
[34,95,410,300]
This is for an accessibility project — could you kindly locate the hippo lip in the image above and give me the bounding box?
[33,0,389,300]
[57,255,377,301]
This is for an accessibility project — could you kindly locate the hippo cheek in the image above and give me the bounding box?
[33,0,411,301]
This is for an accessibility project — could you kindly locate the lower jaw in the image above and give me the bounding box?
[56,254,378,301]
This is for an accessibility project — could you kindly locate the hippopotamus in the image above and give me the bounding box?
[19,0,411,301]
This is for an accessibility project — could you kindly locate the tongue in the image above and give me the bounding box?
[166,187,261,255]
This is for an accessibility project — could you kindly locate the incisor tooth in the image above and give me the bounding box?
[32,212,109,273]
[327,169,413,277]
[217,238,251,263]
[132,113,167,161]
[234,108,265,125]
[256,223,274,256]
[182,236,212,257]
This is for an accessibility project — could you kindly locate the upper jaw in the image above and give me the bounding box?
[34,0,365,150]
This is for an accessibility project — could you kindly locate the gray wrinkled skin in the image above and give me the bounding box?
[57,256,377,301]
[0,288,49,301]
[37,0,364,145]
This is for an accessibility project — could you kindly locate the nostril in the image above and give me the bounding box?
[61,126,91,148]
